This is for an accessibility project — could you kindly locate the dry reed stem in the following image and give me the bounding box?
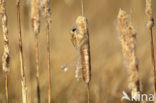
[0,0,10,103]
[71,16,91,103]
[145,0,154,29]
[145,0,156,101]
[87,84,90,103]
[117,9,140,99]
[16,1,28,103]
[31,0,41,103]
[41,0,52,103]
[77,16,91,103]
[4,73,8,103]
[150,28,156,101]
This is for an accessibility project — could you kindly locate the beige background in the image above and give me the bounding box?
[0,0,156,103]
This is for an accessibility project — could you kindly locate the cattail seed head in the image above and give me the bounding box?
[145,0,154,29]
[0,0,10,73]
[75,16,91,84]
[40,0,52,24]
[76,16,88,35]
[117,9,140,99]
[31,0,40,35]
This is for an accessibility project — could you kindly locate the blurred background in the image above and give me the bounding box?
[0,0,156,103]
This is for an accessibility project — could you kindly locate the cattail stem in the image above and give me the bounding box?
[34,33,40,103]
[41,1,52,102]
[16,1,28,103]
[71,16,91,103]
[149,28,156,99]
[31,0,41,102]
[87,83,90,103]
[46,23,51,103]
[145,0,156,101]
[5,73,8,103]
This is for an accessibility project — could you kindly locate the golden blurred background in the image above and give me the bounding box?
[0,0,156,103]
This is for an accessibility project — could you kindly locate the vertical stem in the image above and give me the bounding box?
[81,0,84,16]
[46,23,51,103]
[5,73,8,103]
[150,28,156,99]
[34,33,40,103]
[16,1,28,103]
[87,83,90,103]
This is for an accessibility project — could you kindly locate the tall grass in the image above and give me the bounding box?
[71,16,91,103]
[31,0,41,102]
[41,0,52,103]
[145,0,156,102]
[16,0,28,103]
[1,0,156,103]
[117,9,140,100]
[0,0,10,103]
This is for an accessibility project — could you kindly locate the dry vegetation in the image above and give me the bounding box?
[0,0,156,103]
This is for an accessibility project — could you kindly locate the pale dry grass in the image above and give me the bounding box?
[31,0,41,102]
[117,9,140,99]
[41,0,52,103]
[16,0,28,103]
[0,0,156,103]
[145,0,156,102]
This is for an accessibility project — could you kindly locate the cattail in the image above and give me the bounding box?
[117,9,140,100]
[145,0,156,102]
[145,0,154,29]
[41,0,52,103]
[31,0,41,103]
[76,16,91,84]
[70,16,91,103]
[0,0,10,103]
[16,0,28,103]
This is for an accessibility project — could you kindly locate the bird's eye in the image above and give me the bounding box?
[72,28,77,32]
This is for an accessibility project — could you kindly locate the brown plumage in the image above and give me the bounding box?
[70,16,91,84]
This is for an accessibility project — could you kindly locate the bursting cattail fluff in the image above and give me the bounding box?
[145,0,154,29]
[31,0,40,35]
[70,16,91,84]
[40,0,51,24]
[117,9,140,99]
[0,0,10,73]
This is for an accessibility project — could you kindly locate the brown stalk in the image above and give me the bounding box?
[46,23,51,103]
[31,0,41,102]
[71,16,91,103]
[40,1,52,102]
[16,0,28,103]
[87,84,90,103]
[145,0,156,101]
[34,31,40,103]
[150,28,156,98]
[4,73,8,103]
